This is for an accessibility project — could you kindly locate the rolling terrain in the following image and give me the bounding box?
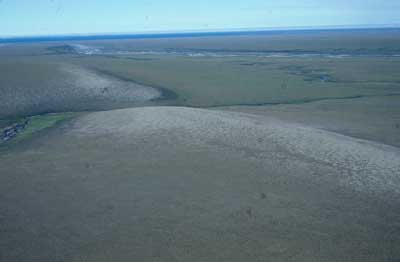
[1,29,400,261]
[1,107,400,261]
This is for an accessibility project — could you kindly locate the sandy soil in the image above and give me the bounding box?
[1,107,399,262]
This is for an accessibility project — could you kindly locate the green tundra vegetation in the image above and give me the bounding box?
[72,54,400,107]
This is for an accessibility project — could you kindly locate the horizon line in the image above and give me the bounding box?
[1,23,399,43]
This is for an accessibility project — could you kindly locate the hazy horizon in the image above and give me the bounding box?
[1,0,400,37]
[1,24,399,41]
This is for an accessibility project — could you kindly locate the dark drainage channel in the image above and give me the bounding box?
[1,119,30,142]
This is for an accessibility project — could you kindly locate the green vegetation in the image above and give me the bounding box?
[16,113,75,142]
[1,30,400,261]
[1,112,75,146]
[74,55,400,107]
[1,30,400,113]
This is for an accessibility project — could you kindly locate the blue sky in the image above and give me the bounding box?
[0,0,399,37]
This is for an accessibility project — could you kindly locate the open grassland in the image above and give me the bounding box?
[1,107,400,262]
[1,30,400,261]
[1,33,400,149]
[4,52,400,115]
[71,55,400,107]
[222,95,400,147]
[1,29,400,116]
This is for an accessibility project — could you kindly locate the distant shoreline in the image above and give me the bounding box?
[1,27,400,44]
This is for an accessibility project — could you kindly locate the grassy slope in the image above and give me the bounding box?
[1,107,399,262]
[0,113,75,146]
[222,95,400,147]
[72,55,400,107]
[15,113,75,142]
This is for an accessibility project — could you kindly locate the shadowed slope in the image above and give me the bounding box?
[0,63,162,118]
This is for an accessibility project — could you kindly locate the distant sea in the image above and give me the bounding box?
[1,27,399,44]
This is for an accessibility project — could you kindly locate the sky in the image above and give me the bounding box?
[0,0,399,37]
